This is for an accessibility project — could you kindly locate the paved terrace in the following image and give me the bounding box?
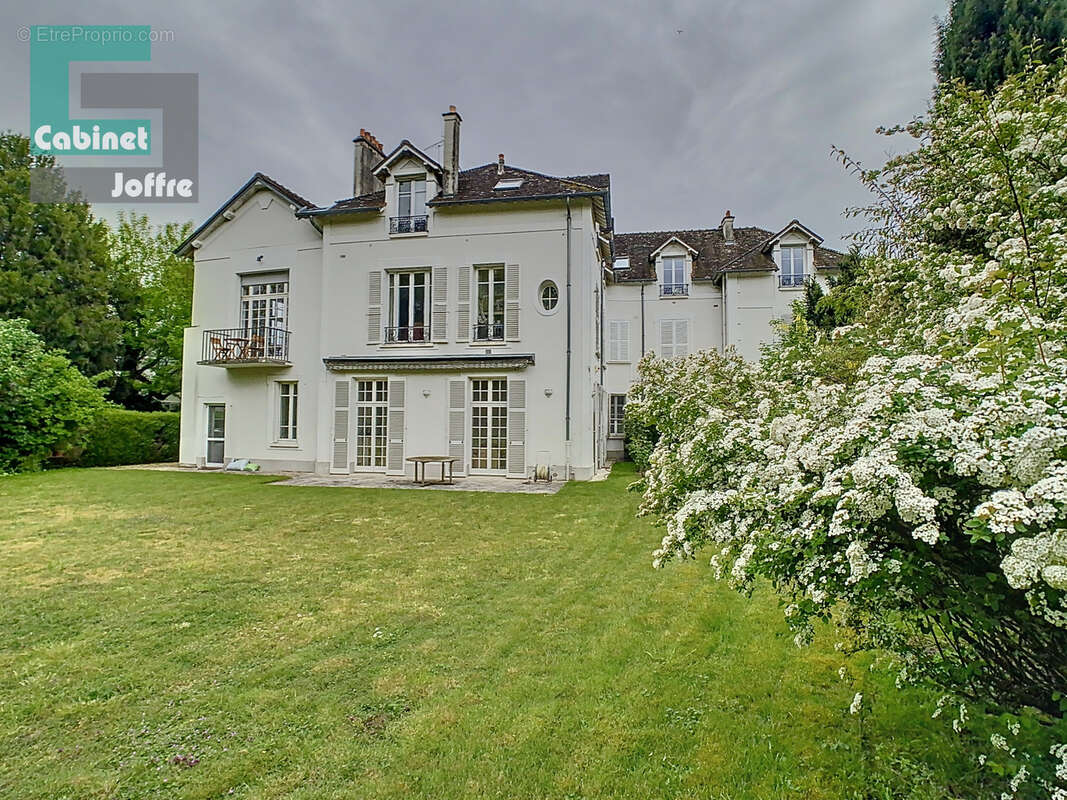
[109,463,573,494]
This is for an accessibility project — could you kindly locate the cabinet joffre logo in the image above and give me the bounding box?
[27,25,198,203]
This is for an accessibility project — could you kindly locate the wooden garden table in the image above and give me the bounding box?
[406,456,458,485]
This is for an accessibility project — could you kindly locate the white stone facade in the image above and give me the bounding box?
[177,114,838,479]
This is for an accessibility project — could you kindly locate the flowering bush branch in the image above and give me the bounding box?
[629,64,1067,797]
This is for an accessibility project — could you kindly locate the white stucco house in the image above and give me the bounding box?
[176,107,841,478]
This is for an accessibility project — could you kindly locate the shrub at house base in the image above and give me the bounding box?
[0,319,104,472]
[630,64,1067,797]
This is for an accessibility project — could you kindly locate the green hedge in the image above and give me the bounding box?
[70,408,180,467]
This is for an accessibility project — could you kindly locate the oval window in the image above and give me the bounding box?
[539,281,559,312]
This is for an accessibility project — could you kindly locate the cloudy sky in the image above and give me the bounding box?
[2,0,947,248]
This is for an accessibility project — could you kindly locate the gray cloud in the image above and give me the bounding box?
[0,0,946,247]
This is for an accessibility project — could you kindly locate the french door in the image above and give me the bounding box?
[205,405,225,465]
[354,379,389,469]
[470,378,507,474]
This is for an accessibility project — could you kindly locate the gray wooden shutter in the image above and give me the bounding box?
[676,319,690,357]
[367,270,383,344]
[432,266,448,343]
[505,263,520,341]
[456,265,471,342]
[507,378,526,478]
[331,378,350,474]
[448,378,466,475]
[386,379,405,474]
[660,320,674,358]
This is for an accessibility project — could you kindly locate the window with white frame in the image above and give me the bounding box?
[660,255,687,296]
[394,176,427,233]
[609,394,626,436]
[471,378,508,472]
[539,280,559,312]
[354,379,389,468]
[780,245,807,286]
[659,319,689,358]
[240,273,289,358]
[475,265,505,340]
[607,320,631,362]
[387,270,430,342]
[277,381,298,441]
[241,274,289,332]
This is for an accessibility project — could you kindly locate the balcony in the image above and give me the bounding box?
[389,215,429,234]
[473,322,505,342]
[660,283,689,297]
[200,327,291,367]
[385,325,430,343]
[779,274,808,288]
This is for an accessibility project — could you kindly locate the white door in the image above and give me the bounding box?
[205,405,225,466]
[353,379,389,470]
[470,378,508,474]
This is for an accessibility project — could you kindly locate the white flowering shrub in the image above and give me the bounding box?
[630,65,1067,796]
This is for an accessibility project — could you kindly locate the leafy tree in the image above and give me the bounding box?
[0,132,119,379]
[108,213,193,409]
[802,246,867,331]
[936,0,1067,92]
[0,318,105,471]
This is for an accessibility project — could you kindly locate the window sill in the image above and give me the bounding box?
[380,342,437,348]
[470,340,508,347]
[270,440,301,449]
[607,434,625,440]
[388,231,429,239]
[606,360,631,365]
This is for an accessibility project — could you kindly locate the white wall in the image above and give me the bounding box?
[179,187,605,479]
[723,231,831,360]
[179,188,323,468]
[315,198,602,479]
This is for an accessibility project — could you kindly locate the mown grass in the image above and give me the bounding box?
[0,464,984,799]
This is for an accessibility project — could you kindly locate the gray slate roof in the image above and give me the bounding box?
[613,227,843,281]
[303,163,610,216]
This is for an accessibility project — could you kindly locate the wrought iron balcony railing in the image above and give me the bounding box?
[201,327,290,366]
[660,283,689,297]
[385,325,430,343]
[389,215,429,234]
[779,274,809,288]
[473,322,505,341]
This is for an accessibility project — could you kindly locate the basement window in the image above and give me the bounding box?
[493,179,524,190]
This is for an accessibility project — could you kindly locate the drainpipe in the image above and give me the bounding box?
[597,264,604,469]
[564,197,572,479]
[720,274,728,353]
[640,282,646,356]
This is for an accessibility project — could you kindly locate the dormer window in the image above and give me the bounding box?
[613,257,630,271]
[493,178,524,190]
[780,245,806,287]
[660,255,688,297]
[392,176,427,234]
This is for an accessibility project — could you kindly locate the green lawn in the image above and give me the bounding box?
[0,464,980,799]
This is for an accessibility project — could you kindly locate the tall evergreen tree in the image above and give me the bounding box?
[0,132,119,378]
[936,0,1067,92]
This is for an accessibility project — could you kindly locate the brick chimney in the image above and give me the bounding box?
[353,128,384,197]
[497,153,505,176]
[442,105,461,196]
[721,210,735,244]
